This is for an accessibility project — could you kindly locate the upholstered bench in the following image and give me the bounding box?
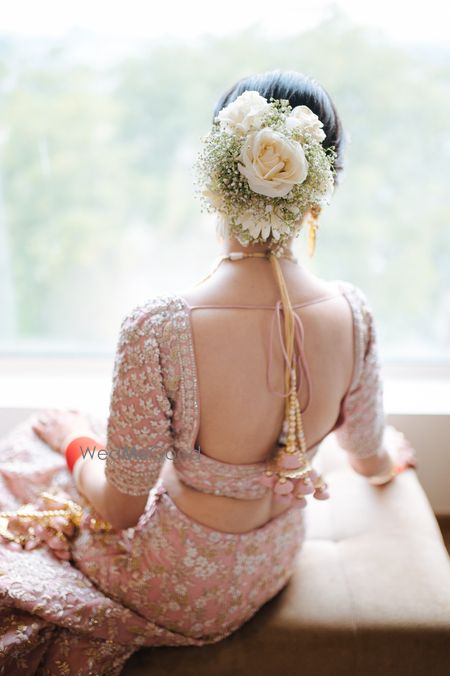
[123,433,450,676]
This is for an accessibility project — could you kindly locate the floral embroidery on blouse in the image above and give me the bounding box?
[333,281,385,458]
[104,281,385,497]
[104,295,177,495]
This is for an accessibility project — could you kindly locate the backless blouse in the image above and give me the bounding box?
[104,280,385,498]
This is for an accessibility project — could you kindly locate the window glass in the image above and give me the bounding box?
[0,4,448,361]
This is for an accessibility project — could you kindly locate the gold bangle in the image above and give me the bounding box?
[367,462,409,486]
[364,451,396,486]
[367,468,396,486]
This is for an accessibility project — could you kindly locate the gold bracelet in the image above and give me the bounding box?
[367,462,410,486]
[367,467,397,486]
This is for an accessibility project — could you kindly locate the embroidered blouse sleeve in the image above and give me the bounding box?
[334,283,386,458]
[104,302,174,495]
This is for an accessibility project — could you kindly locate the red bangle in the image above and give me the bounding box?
[65,436,97,473]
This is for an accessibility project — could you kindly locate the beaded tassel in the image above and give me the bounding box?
[260,366,330,505]
[259,249,330,507]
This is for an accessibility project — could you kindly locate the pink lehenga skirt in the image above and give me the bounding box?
[0,415,306,675]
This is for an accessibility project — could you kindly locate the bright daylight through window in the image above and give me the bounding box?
[0,1,448,362]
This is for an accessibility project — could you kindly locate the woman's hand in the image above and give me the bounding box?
[366,426,418,486]
[32,408,94,454]
[385,425,418,469]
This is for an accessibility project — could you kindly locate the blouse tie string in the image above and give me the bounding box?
[260,251,329,505]
[267,299,312,413]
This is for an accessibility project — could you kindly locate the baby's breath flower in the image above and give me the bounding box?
[193,91,337,250]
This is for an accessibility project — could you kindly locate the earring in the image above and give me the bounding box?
[306,205,321,258]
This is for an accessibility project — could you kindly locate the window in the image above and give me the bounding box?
[0,2,448,362]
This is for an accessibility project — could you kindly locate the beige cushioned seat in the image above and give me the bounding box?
[123,434,450,676]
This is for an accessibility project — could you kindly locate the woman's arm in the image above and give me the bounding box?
[346,427,417,484]
[65,431,149,530]
[35,299,175,530]
[33,413,149,529]
[76,303,174,528]
[335,284,392,478]
[346,448,394,478]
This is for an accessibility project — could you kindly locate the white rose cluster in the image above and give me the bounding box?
[284,105,326,143]
[194,90,337,251]
[215,91,270,135]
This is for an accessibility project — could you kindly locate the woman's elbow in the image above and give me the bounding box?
[106,512,141,530]
[103,487,148,530]
[78,460,148,529]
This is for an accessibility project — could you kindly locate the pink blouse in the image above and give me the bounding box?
[104,280,385,498]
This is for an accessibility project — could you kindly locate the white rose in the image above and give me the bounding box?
[285,105,326,143]
[238,128,308,198]
[215,91,270,135]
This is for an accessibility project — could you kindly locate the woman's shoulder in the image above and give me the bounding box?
[331,279,379,376]
[118,293,181,341]
[304,269,373,312]
[332,279,375,324]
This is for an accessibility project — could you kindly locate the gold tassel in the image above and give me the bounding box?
[306,205,321,258]
[263,249,330,503]
[267,253,311,483]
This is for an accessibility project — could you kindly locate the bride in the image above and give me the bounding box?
[0,69,416,674]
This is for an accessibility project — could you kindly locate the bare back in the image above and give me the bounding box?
[160,256,356,532]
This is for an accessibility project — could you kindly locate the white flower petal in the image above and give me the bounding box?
[261,221,271,239]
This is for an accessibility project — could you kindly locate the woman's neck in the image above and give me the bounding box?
[219,236,296,258]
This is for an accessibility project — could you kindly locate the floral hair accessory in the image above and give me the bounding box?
[194,90,337,255]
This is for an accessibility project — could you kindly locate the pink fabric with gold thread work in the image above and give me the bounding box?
[0,280,385,673]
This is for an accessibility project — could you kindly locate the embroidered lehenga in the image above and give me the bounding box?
[0,280,385,675]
